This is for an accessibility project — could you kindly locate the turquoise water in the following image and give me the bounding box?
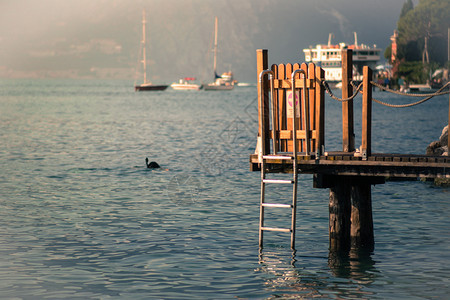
[0,78,449,299]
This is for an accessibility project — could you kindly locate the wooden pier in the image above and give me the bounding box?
[250,49,450,251]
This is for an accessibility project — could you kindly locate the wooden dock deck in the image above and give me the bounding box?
[250,152,450,179]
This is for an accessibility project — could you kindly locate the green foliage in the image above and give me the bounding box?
[400,0,414,18]
[397,60,441,83]
[396,0,450,64]
[384,45,392,62]
[397,61,427,83]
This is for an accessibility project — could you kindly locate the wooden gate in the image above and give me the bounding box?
[257,49,325,159]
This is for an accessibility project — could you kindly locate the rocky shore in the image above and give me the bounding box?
[426,125,448,156]
[425,125,449,186]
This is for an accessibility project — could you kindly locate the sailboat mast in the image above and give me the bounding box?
[142,10,147,84]
[213,16,218,76]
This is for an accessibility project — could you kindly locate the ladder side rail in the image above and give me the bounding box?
[269,71,278,155]
[290,69,306,249]
[258,69,274,248]
[302,68,311,155]
[259,155,265,248]
[258,70,274,162]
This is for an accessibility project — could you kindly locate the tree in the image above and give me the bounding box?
[400,0,414,18]
[394,0,450,82]
[397,0,450,64]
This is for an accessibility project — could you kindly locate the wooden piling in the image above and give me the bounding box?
[352,67,375,251]
[351,181,374,251]
[328,49,355,252]
[329,176,351,251]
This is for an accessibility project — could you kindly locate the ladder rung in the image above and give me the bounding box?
[263,155,294,160]
[262,203,292,208]
[261,227,291,233]
[262,179,294,184]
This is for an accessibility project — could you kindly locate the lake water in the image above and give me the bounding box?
[0,78,449,299]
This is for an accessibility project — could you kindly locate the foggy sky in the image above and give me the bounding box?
[0,0,409,82]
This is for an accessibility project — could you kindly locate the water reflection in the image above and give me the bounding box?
[257,248,323,298]
[328,248,377,282]
[257,247,378,298]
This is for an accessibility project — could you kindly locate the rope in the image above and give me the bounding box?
[321,80,363,102]
[371,81,450,97]
[351,81,450,108]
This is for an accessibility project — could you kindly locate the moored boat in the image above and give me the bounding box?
[170,77,203,90]
[134,10,168,92]
[135,83,168,91]
[204,71,235,90]
[204,17,235,91]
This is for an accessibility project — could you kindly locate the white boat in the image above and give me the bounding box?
[407,83,438,94]
[134,10,168,92]
[204,17,235,91]
[303,33,381,87]
[170,77,203,90]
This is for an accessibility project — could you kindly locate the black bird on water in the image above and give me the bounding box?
[145,157,160,169]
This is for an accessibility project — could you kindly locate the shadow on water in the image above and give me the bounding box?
[257,247,378,298]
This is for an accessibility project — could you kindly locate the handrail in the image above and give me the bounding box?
[291,69,310,156]
[258,69,274,161]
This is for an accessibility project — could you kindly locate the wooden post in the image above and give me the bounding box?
[362,66,372,159]
[329,176,351,251]
[315,65,325,155]
[342,49,354,152]
[351,181,374,251]
[448,92,449,156]
[257,49,270,155]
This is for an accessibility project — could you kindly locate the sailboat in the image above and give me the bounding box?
[135,10,168,91]
[204,17,235,91]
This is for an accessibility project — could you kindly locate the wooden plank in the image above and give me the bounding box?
[276,64,287,152]
[285,63,293,152]
[341,49,354,152]
[273,79,315,89]
[274,130,318,140]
